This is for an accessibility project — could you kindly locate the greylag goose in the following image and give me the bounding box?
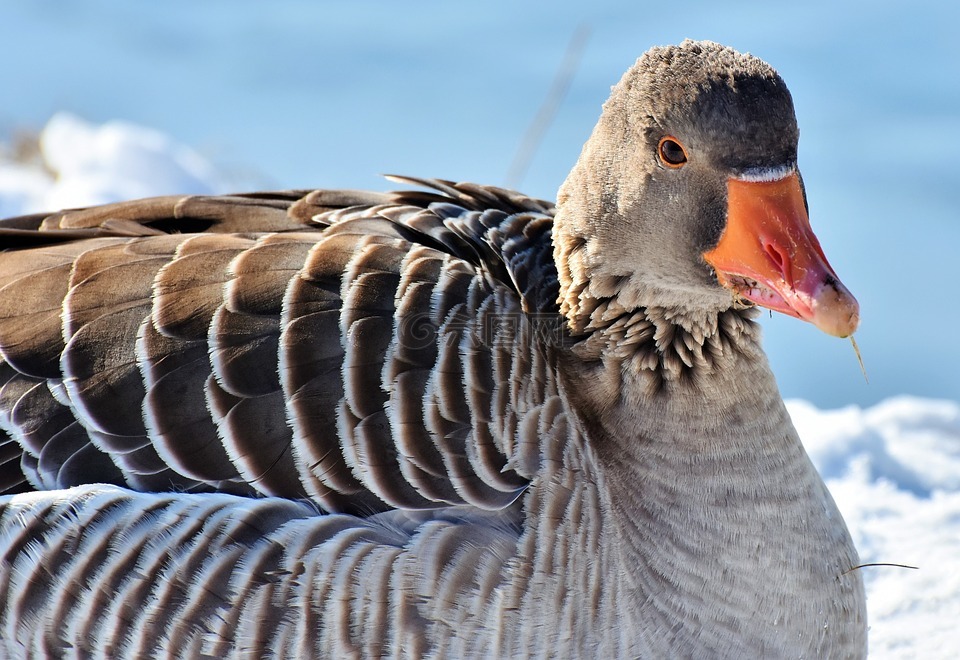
[0,40,866,657]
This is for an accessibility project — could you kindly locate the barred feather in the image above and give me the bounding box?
[0,183,557,507]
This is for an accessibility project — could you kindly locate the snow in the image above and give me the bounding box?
[0,113,230,216]
[2,111,958,657]
[788,398,960,656]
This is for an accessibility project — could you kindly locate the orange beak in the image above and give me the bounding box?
[703,172,859,337]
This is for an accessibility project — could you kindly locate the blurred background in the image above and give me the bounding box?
[1,0,957,408]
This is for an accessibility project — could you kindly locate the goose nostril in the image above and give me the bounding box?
[764,242,787,273]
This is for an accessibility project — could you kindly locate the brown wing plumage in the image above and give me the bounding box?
[0,181,561,517]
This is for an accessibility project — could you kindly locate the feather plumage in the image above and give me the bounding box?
[0,41,867,658]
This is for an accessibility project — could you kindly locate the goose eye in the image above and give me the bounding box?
[657,137,688,168]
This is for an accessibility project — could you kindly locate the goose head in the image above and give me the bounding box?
[554,40,858,339]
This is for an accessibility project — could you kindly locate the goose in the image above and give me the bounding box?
[0,40,867,657]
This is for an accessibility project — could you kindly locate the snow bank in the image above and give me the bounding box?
[789,398,960,657]
[0,113,229,216]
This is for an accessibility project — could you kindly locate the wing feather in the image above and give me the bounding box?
[0,182,565,520]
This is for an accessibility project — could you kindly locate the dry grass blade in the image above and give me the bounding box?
[850,334,868,383]
[505,23,590,190]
